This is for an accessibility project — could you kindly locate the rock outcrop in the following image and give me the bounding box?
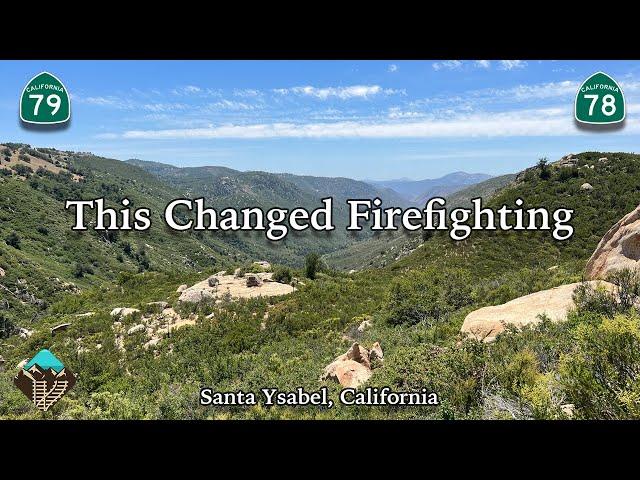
[246,274,263,287]
[178,272,293,304]
[369,342,384,365]
[357,319,372,333]
[110,307,140,318]
[51,323,71,335]
[322,342,383,388]
[127,324,145,335]
[18,327,32,339]
[585,204,640,279]
[176,284,188,293]
[178,288,216,304]
[461,281,616,342]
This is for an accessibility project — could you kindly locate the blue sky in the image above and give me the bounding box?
[2,60,640,180]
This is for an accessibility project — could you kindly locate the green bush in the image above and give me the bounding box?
[5,232,20,249]
[384,268,473,326]
[573,281,618,317]
[559,314,640,419]
[73,262,94,278]
[12,164,33,176]
[272,266,293,284]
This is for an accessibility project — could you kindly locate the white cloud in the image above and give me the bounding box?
[388,64,398,72]
[488,80,579,100]
[432,60,463,71]
[171,85,202,95]
[233,89,262,98]
[105,105,638,140]
[388,107,423,119]
[76,96,135,109]
[275,84,399,100]
[499,60,527,70]
[141,102,190,112]
[475,60,491,69]
[210,99,256,110]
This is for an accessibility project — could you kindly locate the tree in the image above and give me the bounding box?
[5,232,21,249]
[304,253,324,279]
[537,157,551,180]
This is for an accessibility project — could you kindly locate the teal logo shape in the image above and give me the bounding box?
[14,349,76,411]
[20,72,71,125]
[575,72,625,125]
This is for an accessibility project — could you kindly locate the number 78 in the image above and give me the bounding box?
[583,94,617,117]
[28,94,61,116]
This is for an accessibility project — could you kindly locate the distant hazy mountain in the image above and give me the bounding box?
[127,159,408,207]
[367,172,493,205]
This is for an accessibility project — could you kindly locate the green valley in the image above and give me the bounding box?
[3,146,640,420]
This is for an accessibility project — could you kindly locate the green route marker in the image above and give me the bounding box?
[20,72,71,125]
[575,72,625,125]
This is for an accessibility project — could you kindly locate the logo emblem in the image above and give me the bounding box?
[20,72,71,125]
[575,72,625,125]
[14,349,76,411]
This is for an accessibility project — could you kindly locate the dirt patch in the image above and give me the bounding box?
[179,272,294,303]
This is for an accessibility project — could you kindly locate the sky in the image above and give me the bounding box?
[2,60,640,180]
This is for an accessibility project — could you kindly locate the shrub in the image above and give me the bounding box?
[73,262,94,278]
[559,314,640,419]
[608,268,640,311]
[384,268,473,326]
[5,232,21,249]
[12,164,33,176]
[573,281,618,317]
[304,253,324,280]
[272,266,293,284]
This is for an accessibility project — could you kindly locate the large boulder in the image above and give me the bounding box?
[178,288,215,303]
[322,342,383,388]
[585,204,640,279]
[323,360,372,389]
[461,281,616,342]
[176,284,188,293]
[207,276,220,288]
[246,274,263,287]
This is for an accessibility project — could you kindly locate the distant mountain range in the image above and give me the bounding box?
[366,172,493,205]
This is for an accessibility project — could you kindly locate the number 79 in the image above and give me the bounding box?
[28,94,61,116]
